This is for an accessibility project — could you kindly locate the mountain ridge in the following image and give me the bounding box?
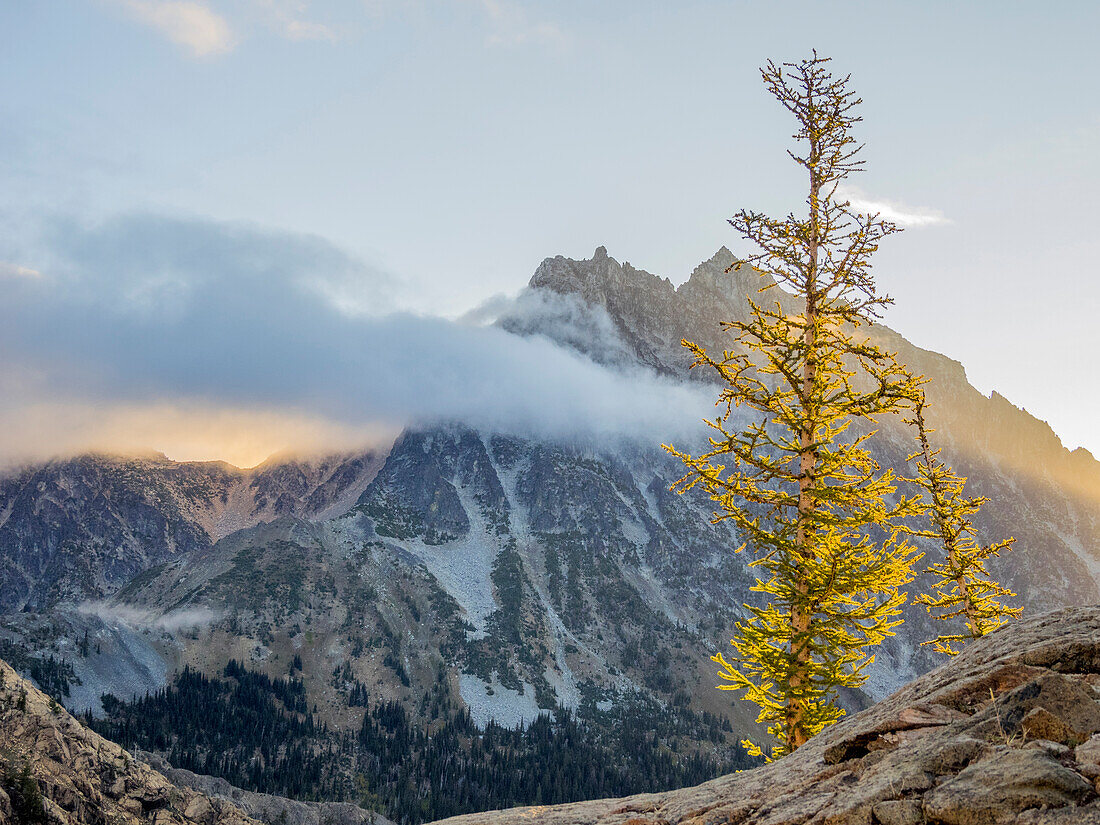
[507,246,1100,601]
[0,448,386,612]
[1,246,1099,823]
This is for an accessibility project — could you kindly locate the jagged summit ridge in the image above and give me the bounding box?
[518,245,766,376]
[530,246,674,299]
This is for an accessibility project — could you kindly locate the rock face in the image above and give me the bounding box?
[138,753,392,825]
[430,606,1100,825]
[110,430,761,732]
[0,657,258,825]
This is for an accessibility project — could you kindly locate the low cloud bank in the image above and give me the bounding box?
[78,601,219,633]
[0,212,716,464]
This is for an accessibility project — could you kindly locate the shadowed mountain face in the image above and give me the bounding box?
[1,248,1098,822]
[111,427,759,725]
[0,450,384,611]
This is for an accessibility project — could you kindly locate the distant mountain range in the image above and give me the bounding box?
[2,247,1098,822]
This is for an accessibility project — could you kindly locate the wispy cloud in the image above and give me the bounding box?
[79,601,219,632]
[0,262,41,279]
[838,185,950,228]
[474,0,564,47]
[118,0,234,57]
[114,0,564,53]
[355,0,565,47]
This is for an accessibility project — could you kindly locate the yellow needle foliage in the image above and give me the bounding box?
[664,53,925,759]
[907,395,1021,655]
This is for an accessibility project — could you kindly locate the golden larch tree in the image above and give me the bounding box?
[907,393,1021,655]
[665,53,924,758]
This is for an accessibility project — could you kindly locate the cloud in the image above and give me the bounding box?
[78,601,219,632]
[204,0,565,49]
[118,0,234,57]
[281,17,336,40]
[474,0,564,47]
[0,401,395,469]
[0,212,714,464]
[487,288,642,370]
[0,262,40,279]
[457,291,520,326]
[837,185,950,228]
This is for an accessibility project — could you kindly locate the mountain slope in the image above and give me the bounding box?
[0,450,385,612]
[504,246,1100,613]
[109,426,761,737]
[431,606,1100,825]
[2,247,1099,823]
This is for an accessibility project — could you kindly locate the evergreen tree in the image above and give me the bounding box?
[5,762,47,825]
[665,53,923,758]
[907,394,1020,654]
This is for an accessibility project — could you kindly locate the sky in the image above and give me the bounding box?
[1,1,1098,465]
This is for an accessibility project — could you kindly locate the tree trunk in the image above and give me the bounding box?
[788,148,821,751]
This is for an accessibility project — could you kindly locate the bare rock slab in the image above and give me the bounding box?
[922,748,1094,825]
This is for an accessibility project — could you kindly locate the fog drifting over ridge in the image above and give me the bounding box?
[0,212,716,466]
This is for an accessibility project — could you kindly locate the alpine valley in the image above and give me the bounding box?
[3,248,1099,824]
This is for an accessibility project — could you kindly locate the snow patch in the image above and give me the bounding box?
[459,673,544,728]
[313,451,389,521]
[863,635,919,701]
[401,487,499,637]
[48,610,175,716]
[626,564,696,634]
[1056,519,1100,597]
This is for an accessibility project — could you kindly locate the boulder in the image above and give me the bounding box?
[1077,735,1100,768]
[922,748,1093,824]
[981,672,1100,745]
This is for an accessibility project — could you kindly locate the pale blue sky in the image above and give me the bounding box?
[1,1,1098,463]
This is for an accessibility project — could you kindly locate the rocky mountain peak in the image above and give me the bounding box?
[675,247,775,314]
[520,248,684,373]
[529,247,677,308]
[517,245,806,380]
[528,246,762,325]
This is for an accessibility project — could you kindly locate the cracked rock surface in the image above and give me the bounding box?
[0,660,393,825]
[0,658,259,825]
[431,607,1100,825]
